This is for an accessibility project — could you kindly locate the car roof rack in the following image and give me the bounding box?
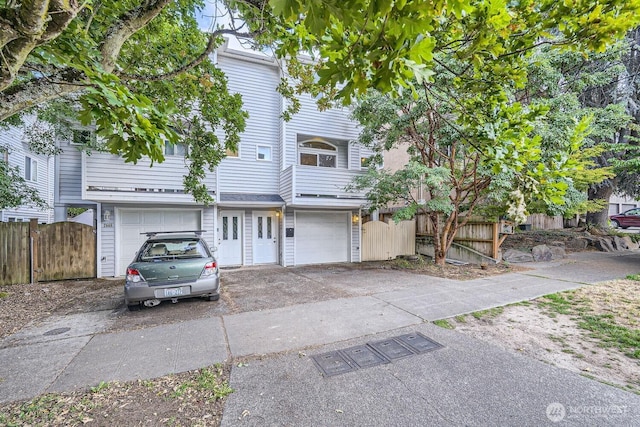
[142,230,206,237]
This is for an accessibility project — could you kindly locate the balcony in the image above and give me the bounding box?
[279,165,368,208]
[82,152,215,204]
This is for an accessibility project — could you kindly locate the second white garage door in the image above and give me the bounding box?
[117,209,201,275]
[295,211,350,265]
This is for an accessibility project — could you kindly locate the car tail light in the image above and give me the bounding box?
[201,261,217,277]
[126,268,145,283]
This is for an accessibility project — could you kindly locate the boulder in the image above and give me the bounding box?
[612,236,629,251]
[594,237,615,252]
[565,237,590,251]
[548,245,567,259]
[532,244,553,262]
[622,236,640,250]
[502,248,534,263]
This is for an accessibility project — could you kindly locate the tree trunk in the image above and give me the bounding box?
[586,183,614,227]
[429,213,447,266]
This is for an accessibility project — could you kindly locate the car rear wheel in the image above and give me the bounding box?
[207,294,220,302]
[127,303,141,311]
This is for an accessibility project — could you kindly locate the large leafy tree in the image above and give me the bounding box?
[1,0,640,210]
[350,73,589,265]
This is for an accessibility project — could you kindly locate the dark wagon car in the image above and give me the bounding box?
[609,208,640,229]
[124,231,220,311]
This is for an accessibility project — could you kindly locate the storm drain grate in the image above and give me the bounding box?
[312,332,443,377]
[395,332,443,354]
[311,351,357,377]
[341,345,390,369]
[368,338,414,361]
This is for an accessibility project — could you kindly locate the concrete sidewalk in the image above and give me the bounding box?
[1,251,639,425]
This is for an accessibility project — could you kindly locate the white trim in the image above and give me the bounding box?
[96,203,102,278]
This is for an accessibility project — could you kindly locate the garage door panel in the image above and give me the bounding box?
[118,209,201,275]
[296,212,349,265]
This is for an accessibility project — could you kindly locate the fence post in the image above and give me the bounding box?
[492,222,499,260]
[29,219,38,284]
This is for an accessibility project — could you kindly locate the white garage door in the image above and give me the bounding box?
[118,209,201,275]
[295,211,350,265]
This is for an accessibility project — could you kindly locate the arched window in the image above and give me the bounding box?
[298,139,337,168]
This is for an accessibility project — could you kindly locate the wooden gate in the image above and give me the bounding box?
[362,220,416,261]
[0,222,30,285]
[0,220,96,285]
[34,221,96,281]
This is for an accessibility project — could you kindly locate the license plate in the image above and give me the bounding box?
[164,287,184,297]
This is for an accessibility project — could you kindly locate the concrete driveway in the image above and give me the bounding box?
[1,251,639,425]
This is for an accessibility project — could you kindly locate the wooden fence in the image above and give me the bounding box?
[417,216,513,260]
[0,220,96,285]
[524,214,564,230]
[362,220,416,261]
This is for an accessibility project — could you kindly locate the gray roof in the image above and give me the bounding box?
[219,193,284,203]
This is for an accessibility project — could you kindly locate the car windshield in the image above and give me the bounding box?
[138,239,209,261]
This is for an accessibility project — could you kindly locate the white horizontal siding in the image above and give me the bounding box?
[284,209,294,266]
[351,211,360,262]
[216,55,281,195]
[84,152,214,192]
[279,166,294,204]
[100,203,116,277]
[58,143,83,204]
[0,121,54,222]
[294,166,367,199]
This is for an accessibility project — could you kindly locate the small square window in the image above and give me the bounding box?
[257,145,272,161]
[72,129,92,145]
[225,145,239,158]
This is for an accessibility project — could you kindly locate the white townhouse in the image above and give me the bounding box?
[55,43,373,276]
[0,119,55,224]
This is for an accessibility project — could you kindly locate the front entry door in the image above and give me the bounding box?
[218,211,243,266]
[253,211,278,264]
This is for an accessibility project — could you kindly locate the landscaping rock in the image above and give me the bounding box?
[612,236,629,251]
[622,236,640,250]
[532,245,553,262]
[548,246,567,259]
[594,237,615,252]
[502,248,534,263]
[564,237,590,251]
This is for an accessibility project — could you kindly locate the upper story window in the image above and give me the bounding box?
[298,139,337,168]
[72,129,92,145]
[24,156,37,182]
[225,144,239,158]
[257,145,272,161]
[164,141,186,156]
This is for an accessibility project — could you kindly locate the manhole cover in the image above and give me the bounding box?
[395,332,443,354]
[342,345,389,369]
[368,338,415,360]
[311,351,356,377]
[43,327,71,336]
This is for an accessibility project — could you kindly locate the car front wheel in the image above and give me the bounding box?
[611,219,621,229]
